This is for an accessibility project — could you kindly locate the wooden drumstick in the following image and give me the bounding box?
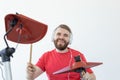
[29,44,33,63]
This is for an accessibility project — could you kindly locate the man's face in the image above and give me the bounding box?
[53,28,71,50]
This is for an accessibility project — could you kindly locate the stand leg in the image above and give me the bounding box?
[3,62,12,80]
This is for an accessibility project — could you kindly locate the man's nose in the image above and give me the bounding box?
[59,35,64,39]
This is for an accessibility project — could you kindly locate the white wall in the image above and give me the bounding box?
[0,0,120,80]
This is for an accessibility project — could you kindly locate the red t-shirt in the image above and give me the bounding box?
[36,48,93,80]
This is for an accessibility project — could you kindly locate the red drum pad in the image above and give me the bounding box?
[4,13,48,44]
[53,62,103,74]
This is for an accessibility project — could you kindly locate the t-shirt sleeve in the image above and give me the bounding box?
[35,52,48,72]
[80,53,93,73]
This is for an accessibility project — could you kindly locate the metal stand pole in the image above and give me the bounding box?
[3,62,12,80]
[0,47,15,80]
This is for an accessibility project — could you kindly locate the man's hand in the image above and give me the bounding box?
[81,72,96,80]
[26,63,36,80]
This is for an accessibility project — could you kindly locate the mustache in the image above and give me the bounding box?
[56,38,66,42]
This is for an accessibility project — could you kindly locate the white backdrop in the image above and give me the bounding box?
[0,0,120,80]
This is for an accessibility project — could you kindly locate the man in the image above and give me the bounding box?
[26,24,96,80]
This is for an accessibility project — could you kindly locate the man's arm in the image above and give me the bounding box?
[26,63,44,80]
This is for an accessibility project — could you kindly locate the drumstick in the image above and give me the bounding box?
[29,44,33,63]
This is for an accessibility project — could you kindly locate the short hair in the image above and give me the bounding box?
[54,24,72,34]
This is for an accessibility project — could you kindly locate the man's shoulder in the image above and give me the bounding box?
[43,49,55,55]
[45,49,55,53]
[69,48,83,54]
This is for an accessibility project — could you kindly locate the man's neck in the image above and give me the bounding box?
[56,48,68,53]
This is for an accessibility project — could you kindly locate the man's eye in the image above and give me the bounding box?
[64,34,68,37]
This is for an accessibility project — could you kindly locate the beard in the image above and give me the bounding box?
[53,39,69,50]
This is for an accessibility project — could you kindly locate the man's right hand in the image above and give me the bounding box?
[26,63,36,80]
